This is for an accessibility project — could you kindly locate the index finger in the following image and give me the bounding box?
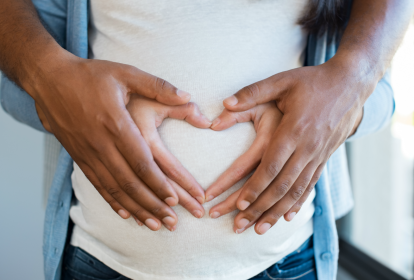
[122,65,191,106]
[223,72,292,112]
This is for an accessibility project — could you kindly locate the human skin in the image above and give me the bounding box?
[206,0,414,235]
[0,0,210,231]
[1,0,413,234]
[36,95,211,231]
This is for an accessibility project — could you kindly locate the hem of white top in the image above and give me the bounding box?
[70,220,314,280]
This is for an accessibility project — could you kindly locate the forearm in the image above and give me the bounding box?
[335,0,414,86]
[0,0,67,100]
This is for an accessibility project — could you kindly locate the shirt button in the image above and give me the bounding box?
[54,248,58,254]
[321,252,331,261]
[60,201,64,207]
[315,206,323,216]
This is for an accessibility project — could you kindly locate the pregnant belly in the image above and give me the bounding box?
[158,118,256,189]
[70,118,315,278]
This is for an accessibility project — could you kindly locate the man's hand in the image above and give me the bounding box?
[36,75,210,231]
[219,61,365,235]
[34,54,204,231]
[204,102,282,233]
[207,0,414,235]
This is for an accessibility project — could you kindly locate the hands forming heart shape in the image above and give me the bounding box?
[35,59,363,235]
[126,94,284,233]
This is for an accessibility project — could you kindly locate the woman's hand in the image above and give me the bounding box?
[37,94,211,231]
[217,61,364,235]
[205,102,283,233]
[126,95,211,230]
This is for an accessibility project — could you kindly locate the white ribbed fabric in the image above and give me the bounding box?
[70,1,315,279]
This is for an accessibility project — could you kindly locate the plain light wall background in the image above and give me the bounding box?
[0,93,45,280]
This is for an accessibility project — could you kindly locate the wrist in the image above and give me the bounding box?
[326,53,379,105]
[21,44,78,102]
[330,50,384,86]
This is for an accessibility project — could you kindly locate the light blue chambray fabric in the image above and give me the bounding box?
[0,1,395,279]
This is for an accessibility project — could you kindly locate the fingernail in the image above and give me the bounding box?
[145,219,159,230]
[206,195,215,202]
[258,223,271,235]
[224,95,238,106]
[162,216,176,226]
[133,217,143,226]
[210,211,220,219]
[211,118,221,129]
[236,228,245,234]
[177,90,191,99]
[165,223,176,232]
[193,210,203,218]
[238,200,250,211]
[118,209,128,219]
[196,196,205,204]
[164,197,177,206]
[288,212,297,221]
[237,218,249,229]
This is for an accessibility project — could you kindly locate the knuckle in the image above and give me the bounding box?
[166,168,181,181]
[150,206,162,216]
[269,211,283,222]
[230,167,247,181]
[122,182,137,195]
[133,161,150,178]
[155,77,167,91]
[289,164,303,176]
[266,161,281,178]
[247,208,263,219]
[306,138,323,153]
[291,185,306,201]
[180,199,192,210]
[132,208,145,218]
[107,187,122,199]
[272,181,290,197]
[243,188,260,202]
[244,83,261,99]
[302,174,313,184]
[291,123,307,140]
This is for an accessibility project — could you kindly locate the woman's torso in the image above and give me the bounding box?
[70,1,316,279]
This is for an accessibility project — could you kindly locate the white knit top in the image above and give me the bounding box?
[70,1,315,279]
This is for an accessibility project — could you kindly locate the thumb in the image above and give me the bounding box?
[223,72,291,112]
[123,65,191,106]
[166,102,212,128]
[210,108,254,131]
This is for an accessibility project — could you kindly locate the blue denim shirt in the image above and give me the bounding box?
[0,1,395,279]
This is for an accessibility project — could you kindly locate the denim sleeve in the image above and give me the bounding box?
[0,75,48,133]
[347,70,395,141]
